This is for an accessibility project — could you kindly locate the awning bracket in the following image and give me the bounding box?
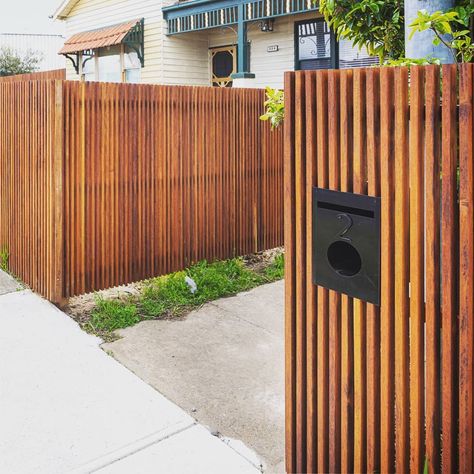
[123,18,145,67]
[64,53,80,74]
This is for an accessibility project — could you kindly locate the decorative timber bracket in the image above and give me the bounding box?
[123,18,145,68]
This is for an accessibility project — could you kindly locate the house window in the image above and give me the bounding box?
[82,54,95,82]
[338,38,379,69]
[124,49,141,83]
[295,19,378,70]
[80,45,142,83]
[296,19,335,70]
[98,46,122,82]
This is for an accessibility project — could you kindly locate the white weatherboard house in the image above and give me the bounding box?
[0,33,65,72]
[53,0,377,89]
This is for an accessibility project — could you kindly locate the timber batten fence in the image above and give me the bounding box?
[0,69,66,83]
[285,64,473,473]
[0,80,283,301]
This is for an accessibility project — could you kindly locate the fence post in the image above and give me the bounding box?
[52,80,65,305]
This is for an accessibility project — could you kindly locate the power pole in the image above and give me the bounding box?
[405,0,455,63]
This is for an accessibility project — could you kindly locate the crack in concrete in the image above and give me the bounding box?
[208,301,280,339]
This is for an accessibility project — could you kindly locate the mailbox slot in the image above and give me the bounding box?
[313,188,381,305]
[317,201,375,218]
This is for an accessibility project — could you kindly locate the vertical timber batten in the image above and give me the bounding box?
[53,80,65,305]
[285,64,470,473]
[0,81,283,301]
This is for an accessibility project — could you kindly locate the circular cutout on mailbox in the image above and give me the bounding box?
[327,241,362,277]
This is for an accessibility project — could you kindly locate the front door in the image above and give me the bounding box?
[210,45,236,87]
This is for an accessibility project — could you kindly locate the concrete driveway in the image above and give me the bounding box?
[103,280,285,473]
[0,270,261,474]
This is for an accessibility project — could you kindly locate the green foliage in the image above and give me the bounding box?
[383,57,441,67]
[141,259,265,318]
[319,0,405,62]
[0,46,42,77]
[260,87,285,129]
[409,7,474,62]
[261,1,474,128]
[263,253,284,281]
[0,246,9,272]
[84,254,285,337]
[88,298,140,333]
[319,1,474,64]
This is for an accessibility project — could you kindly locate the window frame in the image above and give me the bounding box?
[294,18,379,71]
[79,44,142,83]
[294,18,338,71]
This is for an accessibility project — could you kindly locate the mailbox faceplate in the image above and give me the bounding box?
[313,188,381,305]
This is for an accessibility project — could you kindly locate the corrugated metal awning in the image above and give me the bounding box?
[59,19,141,54]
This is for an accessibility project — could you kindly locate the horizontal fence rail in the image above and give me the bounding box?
[285,64,472,473]
[0,69,66,83]
[0,80,283,301]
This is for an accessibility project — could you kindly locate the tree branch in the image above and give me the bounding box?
[432,28,458,63]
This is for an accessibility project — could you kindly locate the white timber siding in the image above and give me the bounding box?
[61,0,209,84]
[160,0,209,86]
[0,33,66,71]
[58,1,325,88]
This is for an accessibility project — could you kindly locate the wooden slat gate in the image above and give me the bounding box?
[285,64,473,473]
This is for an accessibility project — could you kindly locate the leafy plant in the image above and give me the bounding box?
[409,8,474,62]
[383,57,441,67]
[260,87,285,129]
[0,246,9,272]
[319,0,405,63]
[260,1,474,129]
[0,46,41,77]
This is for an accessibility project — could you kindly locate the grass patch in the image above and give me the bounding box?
[262,253,284,281]
[88,298,140,334]
[0,245,9,272]
[141,259,265,318]
[81,252,284,339]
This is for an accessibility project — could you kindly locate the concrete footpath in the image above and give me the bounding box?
[103,281,285,473]
[0,270,261,474]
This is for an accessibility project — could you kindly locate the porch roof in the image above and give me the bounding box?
[163,0,318,35]
[59,19,141,54]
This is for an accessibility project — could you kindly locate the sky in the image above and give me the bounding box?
[0,0,65,36]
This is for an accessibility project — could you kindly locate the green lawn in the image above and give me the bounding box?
[84,253,284,340]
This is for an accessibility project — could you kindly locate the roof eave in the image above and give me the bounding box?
[53,0,80,20]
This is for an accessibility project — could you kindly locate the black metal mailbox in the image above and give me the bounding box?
[313,188,381,305]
